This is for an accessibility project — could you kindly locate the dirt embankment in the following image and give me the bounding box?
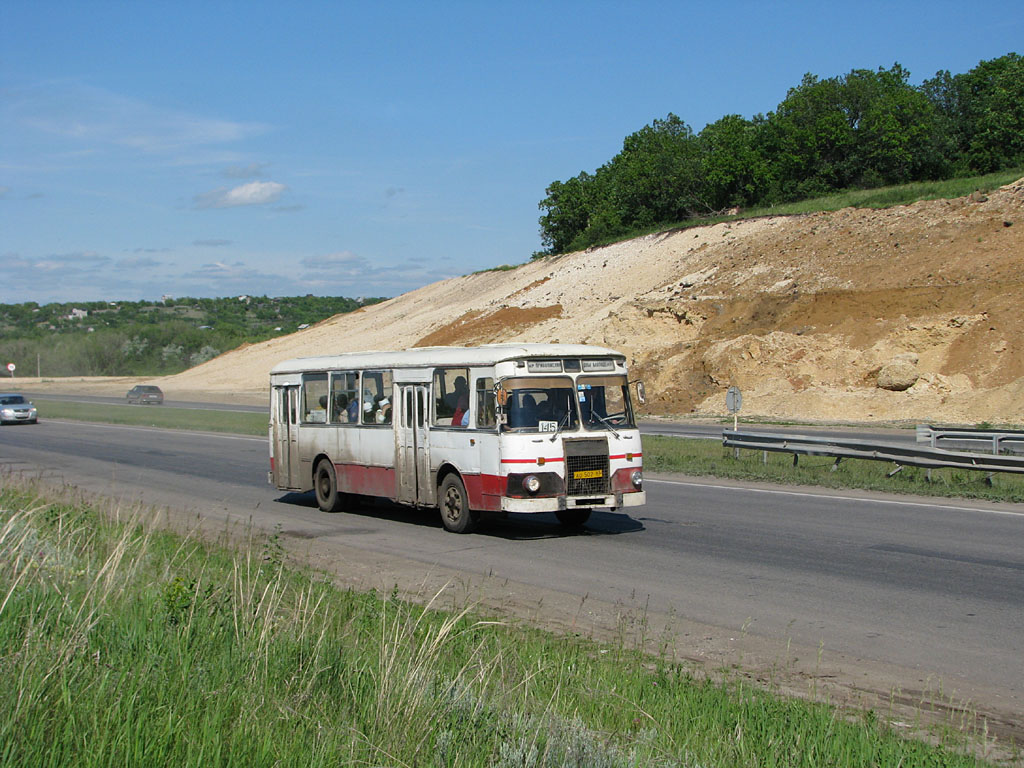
[25,178,1024,425]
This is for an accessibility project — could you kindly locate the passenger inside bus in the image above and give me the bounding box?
[509,393,539,428]
[451,392,469,426]
[333,393,349,423]
[504,386,580,431]
[376,396,392,424]
[446,376,469,411]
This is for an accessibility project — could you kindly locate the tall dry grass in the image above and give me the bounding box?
[0,476,1001,767]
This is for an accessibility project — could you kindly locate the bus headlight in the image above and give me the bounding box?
[523,475,541,494]
[630,470,643,489]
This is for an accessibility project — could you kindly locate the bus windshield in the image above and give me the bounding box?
[502,377,578,433]
[576,375,635,431]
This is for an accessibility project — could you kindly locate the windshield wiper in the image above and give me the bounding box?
[588,412,621,437]
[548,410,572,441]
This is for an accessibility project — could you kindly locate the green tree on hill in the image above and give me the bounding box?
[925,52,1024,173]
[538,53,1024,255]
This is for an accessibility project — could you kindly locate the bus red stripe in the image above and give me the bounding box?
[500,457,565,464]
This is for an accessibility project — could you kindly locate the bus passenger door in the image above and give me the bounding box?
[396,384,432,505]
[274,386,301,490]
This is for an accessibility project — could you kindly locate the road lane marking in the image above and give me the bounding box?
[646,477,1024,518]
[46,419,266,442]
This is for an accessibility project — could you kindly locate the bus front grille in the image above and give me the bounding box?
[564,440,610,496]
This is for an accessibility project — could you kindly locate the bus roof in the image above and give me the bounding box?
[269,343,626,375]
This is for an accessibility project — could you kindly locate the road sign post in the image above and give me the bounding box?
[6,362,14,379]
[726,386,742,458]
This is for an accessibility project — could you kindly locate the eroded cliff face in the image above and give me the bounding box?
[164,178,1024,424]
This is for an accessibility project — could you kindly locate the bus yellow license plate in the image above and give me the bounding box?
[573,469,603,480]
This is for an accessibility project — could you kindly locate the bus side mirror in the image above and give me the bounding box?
[494,386,509,407]
[635,381,646,405]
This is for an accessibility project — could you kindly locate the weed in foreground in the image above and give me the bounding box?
[0,477,1000,767]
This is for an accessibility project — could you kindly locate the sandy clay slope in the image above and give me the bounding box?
[38,178,1024,425]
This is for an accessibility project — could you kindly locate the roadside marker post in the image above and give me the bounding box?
[726,386,742,459]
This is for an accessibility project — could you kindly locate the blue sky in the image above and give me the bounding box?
[1,1,1021,304]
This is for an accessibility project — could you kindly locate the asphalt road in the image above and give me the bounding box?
[2,418,1022,737]
[18,391,267,413]
[18,391,921,444]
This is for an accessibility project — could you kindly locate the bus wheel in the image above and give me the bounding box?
[556,509,591,528]
[439,474,478,533]
[314,460,346,513]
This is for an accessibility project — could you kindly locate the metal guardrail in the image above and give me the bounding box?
[723,430,1024,475]
[916,424,1024,454]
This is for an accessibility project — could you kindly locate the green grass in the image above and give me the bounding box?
[740,167,1024,218]
[644,435,1024,504]
[470,263,519,275]
[0,478,1003,767]
[32,397,268,435]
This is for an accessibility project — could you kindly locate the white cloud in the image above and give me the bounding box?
[31,251,110,272]
[302,251,366,270]
[0,251,115,301]
[194,181,286,209]
[116,255,163,269]
[7,81,269,156]
[175,260,306,297]
[186,261,255,279]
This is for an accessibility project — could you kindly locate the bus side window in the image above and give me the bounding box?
[361,370,394,425]
[476,377,495,428]
[301,373,328,423]
[331,371,358,424]
[433,367,469,427]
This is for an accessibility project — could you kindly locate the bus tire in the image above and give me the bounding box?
[439,474,478,533]
[314,459,346,513]
[555,508,591,528]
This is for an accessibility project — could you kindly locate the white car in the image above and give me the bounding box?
[0,393,38,424]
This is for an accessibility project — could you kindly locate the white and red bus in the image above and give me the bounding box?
[268,344,645,532]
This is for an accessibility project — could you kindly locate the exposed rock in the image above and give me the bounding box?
[876,359,919,391]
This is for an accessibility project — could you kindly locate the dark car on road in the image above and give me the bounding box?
[126,385,164,405]
[0,393,38,424]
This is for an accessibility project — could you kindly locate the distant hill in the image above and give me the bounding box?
[0,295,384,377]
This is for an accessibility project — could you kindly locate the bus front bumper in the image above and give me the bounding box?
[500,491,645,514]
